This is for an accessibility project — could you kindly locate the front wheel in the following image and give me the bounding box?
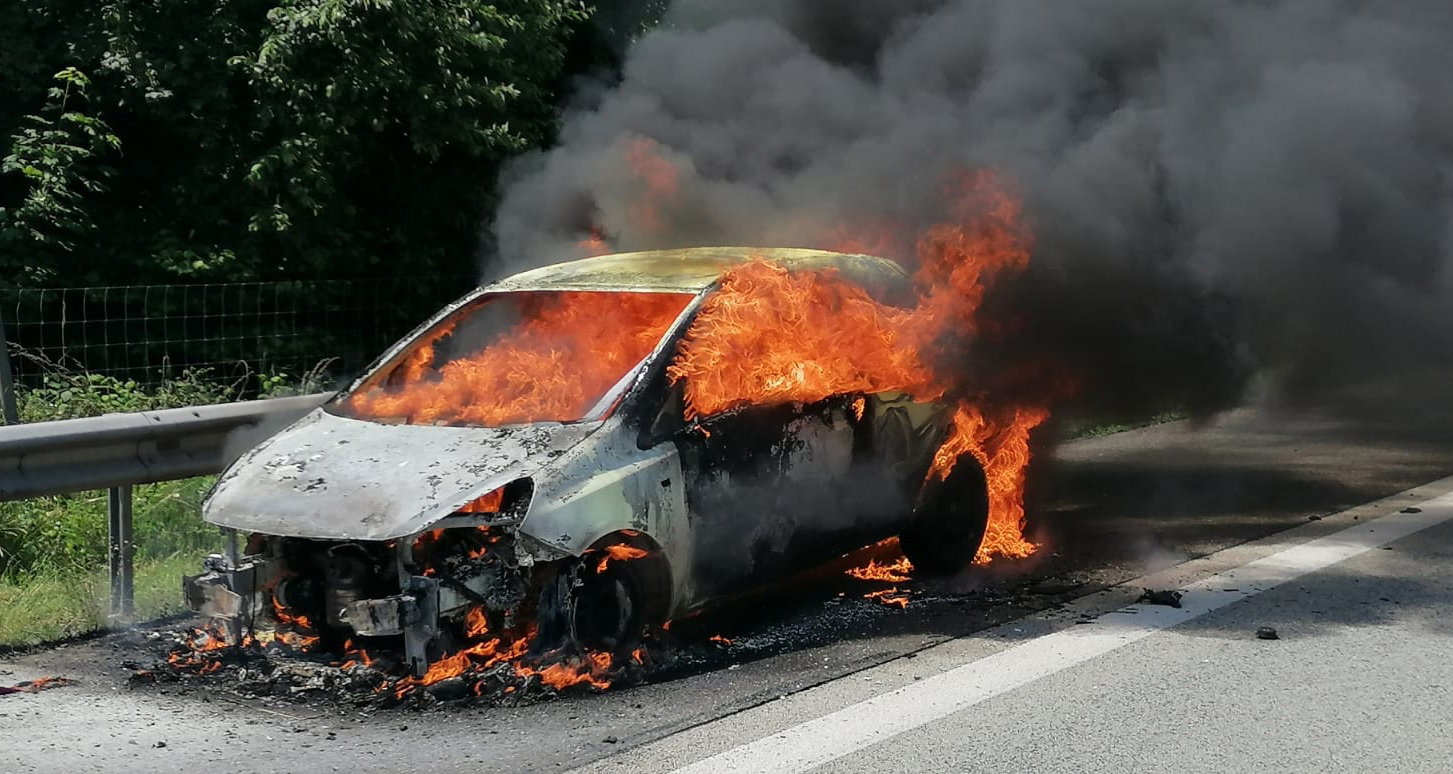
[898,461,990,576]
[534,546,666,658]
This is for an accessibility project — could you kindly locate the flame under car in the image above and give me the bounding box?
[185,248,992,675]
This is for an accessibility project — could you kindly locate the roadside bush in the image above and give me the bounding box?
[15,369,238,422]
[0,477,219,579]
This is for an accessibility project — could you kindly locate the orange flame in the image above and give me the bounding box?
[847,554,914,583]
[345,291,693,427]
[527,651,614,691]
[339,638,376,671]
[271,596,321,649]
[665,172,1046,563]
[382,608,626,697]
[458,488,504,514]
[166,623,239,670]
[2,676,71,693]
[864,588,911,608]
[666,261,935,419]
[928,403,1048,560]
[464,606,491,638]
[595,544,649,574]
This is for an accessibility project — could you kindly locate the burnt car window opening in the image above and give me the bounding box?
[334,290,695,427]
[663,261,928,424]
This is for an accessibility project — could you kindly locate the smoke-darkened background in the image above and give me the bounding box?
[491,0,1453,421]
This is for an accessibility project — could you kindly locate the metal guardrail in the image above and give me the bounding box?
[0,393,331,618]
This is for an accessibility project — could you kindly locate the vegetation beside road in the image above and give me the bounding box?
[0,366,279,645]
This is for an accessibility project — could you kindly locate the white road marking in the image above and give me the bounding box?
[670,492,1453,774]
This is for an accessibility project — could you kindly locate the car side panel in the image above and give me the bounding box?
[517,415,694,613]
[673,399,918,603]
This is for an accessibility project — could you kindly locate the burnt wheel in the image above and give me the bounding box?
[899,461,990,576]
[536,550,661,657]
[574,557,648,652]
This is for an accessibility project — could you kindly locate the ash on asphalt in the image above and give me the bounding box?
[122,540,1094,716]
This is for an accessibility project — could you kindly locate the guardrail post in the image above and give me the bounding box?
[108,485,135,620]
[0,305,18,425]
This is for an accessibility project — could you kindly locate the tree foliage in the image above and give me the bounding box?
[0,0,592,290]
[1,67,120,267]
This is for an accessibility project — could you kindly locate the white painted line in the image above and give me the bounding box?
[670,493,1453,774]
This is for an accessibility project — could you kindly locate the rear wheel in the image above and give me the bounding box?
[899,461,990,576]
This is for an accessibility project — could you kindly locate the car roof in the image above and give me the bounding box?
[486,247,911,298]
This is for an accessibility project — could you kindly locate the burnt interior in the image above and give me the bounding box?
[247,525,535,648]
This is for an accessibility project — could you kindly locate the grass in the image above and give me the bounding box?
[0,476,223,648]
[0,360,324,647]
[0,554,207,645]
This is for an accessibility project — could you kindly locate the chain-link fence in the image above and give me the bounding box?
[0,276,476,395]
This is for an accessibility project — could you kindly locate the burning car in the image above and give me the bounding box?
[185,247,992,676]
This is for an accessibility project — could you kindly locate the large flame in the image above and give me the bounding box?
[665,173,1046,563]
[346,291,692,426]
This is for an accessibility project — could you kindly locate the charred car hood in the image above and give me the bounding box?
[203,408,599,540]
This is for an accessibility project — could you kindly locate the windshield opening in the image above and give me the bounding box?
[334,290,695,427]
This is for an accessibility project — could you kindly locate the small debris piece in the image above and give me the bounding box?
[153,741,168,749]
[603,735,619,744]
[1307,515,1322,521]
[1256,626,1279,640]
[1402,507,1423,514]
[0,676,71,696]
[1137,589,1183,608]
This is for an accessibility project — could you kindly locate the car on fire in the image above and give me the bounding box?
[185,247,991,674]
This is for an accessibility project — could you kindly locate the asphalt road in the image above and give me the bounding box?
[3,372,1452,773]
[603,477,1453,773]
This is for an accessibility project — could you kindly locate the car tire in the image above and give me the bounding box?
[899,460,990,576]
[571,557,647,654]
[535,550,656,658]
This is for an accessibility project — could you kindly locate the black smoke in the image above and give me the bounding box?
[492,0,1453,420]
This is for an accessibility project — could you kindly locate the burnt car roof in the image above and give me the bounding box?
[488,247,910,296]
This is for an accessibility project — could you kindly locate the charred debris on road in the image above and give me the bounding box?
[128,559,1096,713]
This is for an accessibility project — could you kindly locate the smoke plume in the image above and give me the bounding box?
[492,0,1453,418]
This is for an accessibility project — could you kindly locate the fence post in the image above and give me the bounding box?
[108,485,135,620]
[0,304,18,425]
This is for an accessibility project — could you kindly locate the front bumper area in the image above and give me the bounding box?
[183,526,548,675]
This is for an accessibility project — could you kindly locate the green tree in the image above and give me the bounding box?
[0,0,591,290]
[1,67,121,277]
[240,0,591,280]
